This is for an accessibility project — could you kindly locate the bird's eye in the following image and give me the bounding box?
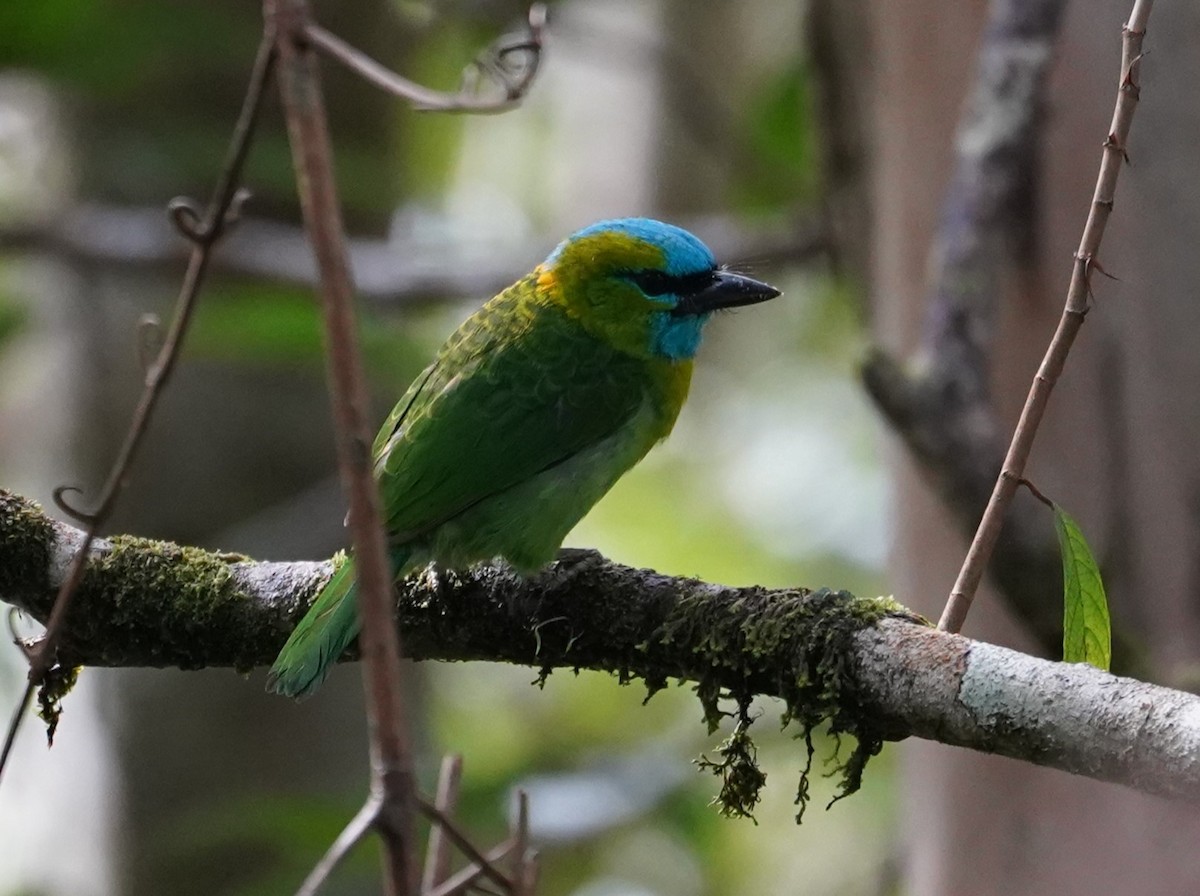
[626,270,675,296]
[625,269,716,297]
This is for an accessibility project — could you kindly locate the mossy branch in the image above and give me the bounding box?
[3,488,1200,806]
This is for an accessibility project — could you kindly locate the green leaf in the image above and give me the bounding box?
[1054,505,1112,670]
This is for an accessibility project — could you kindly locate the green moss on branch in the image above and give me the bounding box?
[1,489,920,818]
[0,491,55,603]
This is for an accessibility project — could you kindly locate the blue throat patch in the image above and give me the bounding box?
[650,312,707,360]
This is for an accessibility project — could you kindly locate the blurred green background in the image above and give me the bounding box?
[0,1,891,894]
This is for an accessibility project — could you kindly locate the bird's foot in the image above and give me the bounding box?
[540,547,605,591]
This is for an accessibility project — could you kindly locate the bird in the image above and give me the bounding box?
[267,217,780,697]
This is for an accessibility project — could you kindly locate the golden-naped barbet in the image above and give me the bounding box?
[268,218,780,697]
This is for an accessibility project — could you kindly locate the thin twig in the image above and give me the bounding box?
[510,790,533,896]
[0,31,275,788]
[859,0,1071,651]
[518,853,540,896]
[293,762,518,896]
[421,755,464,893]
[417,797,514,892]
[939,0,1154,633]
[269,0,418,893]
[426,840,517,896]
[295,796,380,896]
[0,685,34,780]
[305,4,544,114]
[1019,477,1055,510]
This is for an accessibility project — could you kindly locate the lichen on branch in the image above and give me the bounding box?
[0,488,921,817]
[9,488,1195,806]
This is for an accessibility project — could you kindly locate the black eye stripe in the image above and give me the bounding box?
[623,269,716,297]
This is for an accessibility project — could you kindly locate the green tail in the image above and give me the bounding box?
[267,548,408,698]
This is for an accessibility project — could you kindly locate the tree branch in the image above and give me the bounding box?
[2,488,1198,804]
[2,206,829,310]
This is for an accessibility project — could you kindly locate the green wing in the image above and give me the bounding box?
[373,288,651,542]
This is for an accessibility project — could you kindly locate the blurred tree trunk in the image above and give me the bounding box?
[0,76,118,896]
[652,0,741,215]
[836,0,1200,891]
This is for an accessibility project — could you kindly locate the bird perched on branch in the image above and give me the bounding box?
[268,217,780,697]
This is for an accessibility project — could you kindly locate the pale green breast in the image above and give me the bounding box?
[373,283,691,573]
[423,395,668,571]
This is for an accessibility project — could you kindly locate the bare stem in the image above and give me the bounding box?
[268,0,418,892]
[305,3,544,114]
[0,684,34,781]
[940,0,1154,633]
[0,31,275,789]
[295,797,380,896]
[510,790,536,896]
[425,840,516,896]
[421,755,464,892]
[417,798,513,892]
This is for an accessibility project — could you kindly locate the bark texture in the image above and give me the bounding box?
[3,489,1200,804]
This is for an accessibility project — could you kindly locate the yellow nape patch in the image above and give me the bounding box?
[535,264,558,292]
